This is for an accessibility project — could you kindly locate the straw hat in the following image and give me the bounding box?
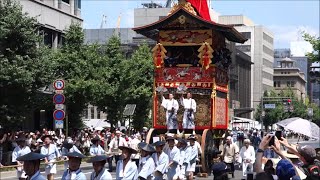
[281,151,299,159]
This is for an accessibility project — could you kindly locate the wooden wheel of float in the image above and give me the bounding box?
[201,129,214,173]
[146,128,157,144]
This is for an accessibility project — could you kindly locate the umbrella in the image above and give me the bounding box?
[276,117,301,128]
[277,118,319,139]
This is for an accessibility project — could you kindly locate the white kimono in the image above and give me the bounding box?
[238,145,255,177]
[152,152,169,180]
[61,145,81,170]
[161,97,179,130]
[90,168,112,180]
[40,144,61,175]
[180,97,196,129]
[164,146,180,180]
[138,155,155,180]
[12,146,31,178]
[178,146,189,179]
[116,159,138,180]
[90,144,105,156]
[186,144,198,172]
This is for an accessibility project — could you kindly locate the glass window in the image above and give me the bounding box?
[287,81,291,87]
[291,81,295,87]
[78,0,81,9]
[274,81,277,87]
[62,0,70,4]
[277,81,280,87]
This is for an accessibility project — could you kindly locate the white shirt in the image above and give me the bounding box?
[138,155,155,180]
[116,159,138,180]
[161,97,179,112]
[180,98,196,112]
[239,145,255,163]
[12,146,31,162]
[89,144,105,156]
[90,168,112,180]
[108,136,128,152]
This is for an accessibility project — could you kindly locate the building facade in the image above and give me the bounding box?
[219,15,274,118]
[16,0,83,48]
[273,57,306,100]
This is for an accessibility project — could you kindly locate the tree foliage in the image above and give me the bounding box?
[0,1,154,131]
[303,33,319,63]
[0,0,54,128]
[255,88,320,128]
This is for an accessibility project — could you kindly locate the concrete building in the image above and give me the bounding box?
[218,15,274,118]
[273,57,306,100]
[15,0,83,48]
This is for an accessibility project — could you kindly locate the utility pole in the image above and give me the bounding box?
[260,96,264,131]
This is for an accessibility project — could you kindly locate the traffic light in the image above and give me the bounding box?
[287,99,291,105]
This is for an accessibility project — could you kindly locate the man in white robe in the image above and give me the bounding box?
[164,137,180,180]
[177,138,190,180]
[180,92,196,134]
[12,137,31,180]
[40,135,61,180]
[238,139,255,177]
[116,145,138,180]
[152,141,169,180]
[88,155,112,180]
[138,142,155,180]
[161,93,179,133]
[186,135,198,180]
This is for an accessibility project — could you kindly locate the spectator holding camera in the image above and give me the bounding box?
[279,137,320,180]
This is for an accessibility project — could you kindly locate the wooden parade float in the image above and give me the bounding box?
[133,0,246,175]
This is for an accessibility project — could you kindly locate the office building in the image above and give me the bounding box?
[273,57,306,100]
[219,15,274,118]
[15,0,83,48]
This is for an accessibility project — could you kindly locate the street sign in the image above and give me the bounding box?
[55,90,64,94]
[53,79,65,90]
[289,105,294,112]
[55,104,65,110]
[53,110,65,120]
[264,104,276,109]
[53,94,65,104]
[123,104,136,116]
[262,111,265,117]
[284,106,289,112]
[55,120,64,129]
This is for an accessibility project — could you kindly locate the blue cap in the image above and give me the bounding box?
[16,152,46,161]
[276,159,296,180]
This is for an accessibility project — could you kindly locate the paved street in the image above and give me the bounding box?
[0,162,244,180]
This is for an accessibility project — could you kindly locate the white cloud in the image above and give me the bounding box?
[268,25,319,48]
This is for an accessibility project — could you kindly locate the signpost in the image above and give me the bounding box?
[264,104,276,109]
[53,79,65,130]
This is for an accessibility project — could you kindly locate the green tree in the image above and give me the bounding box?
[0,0,54,128]
[303,33,319,63]
[52,23,114,130]
[255,88,310,129]
[123,43,153,129]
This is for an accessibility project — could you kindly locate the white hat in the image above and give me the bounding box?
[116,130,121,134]
[226,136,232,140]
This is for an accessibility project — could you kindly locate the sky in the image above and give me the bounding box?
[81,0,319,48]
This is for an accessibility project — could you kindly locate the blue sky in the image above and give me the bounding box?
[82,0,319,48]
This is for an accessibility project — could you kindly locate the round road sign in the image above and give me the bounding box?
[53,94,65,104]
[53,110,65,120]
[53,79,65,90]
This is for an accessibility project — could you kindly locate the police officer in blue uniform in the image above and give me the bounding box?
[61,151,86,180]
[16,152,47,180]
